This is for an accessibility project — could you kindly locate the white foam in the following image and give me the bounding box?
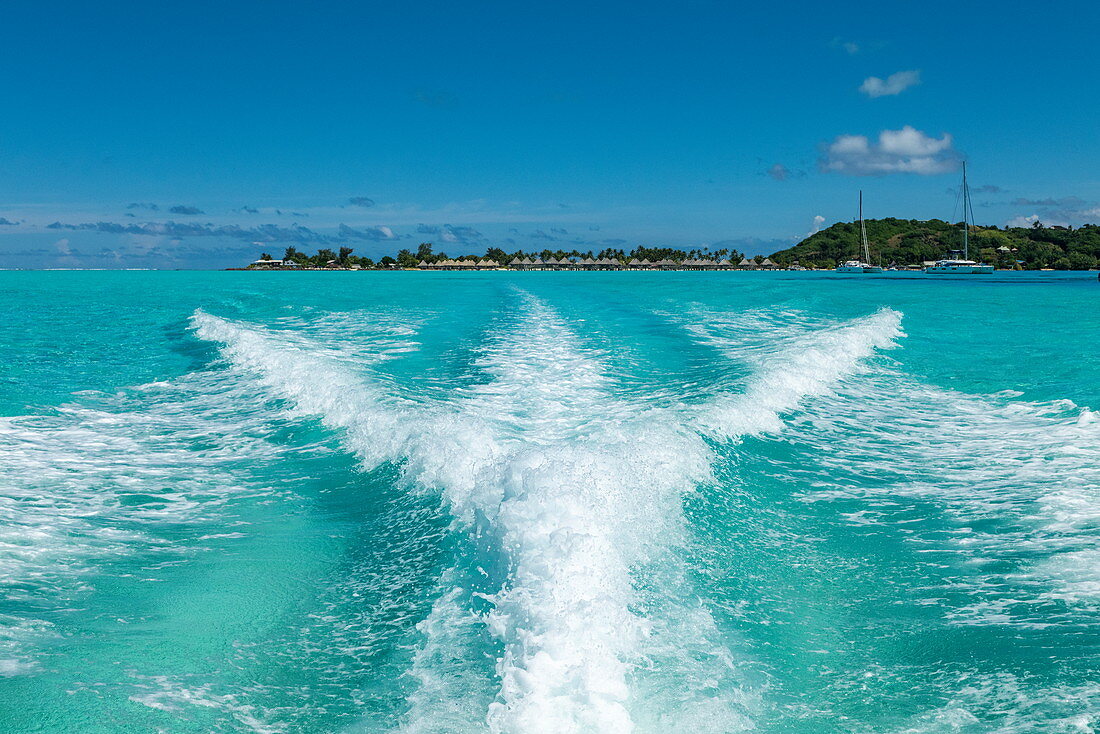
[198,302,732,732]
[764,361,1100,619]
[882,672,1100,733]
[684,304,1100,623]
[129,675,285,733]
[194,300,909,732]
[0,365,299,672]
[696,307,904,439]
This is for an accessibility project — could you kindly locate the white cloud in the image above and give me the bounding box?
[820,126,958,176]
[859,70,921,98]
[1006,205,1100,229]
[1005,213,1075,228]
[1006,214,1041,228]
[807,215,826,237]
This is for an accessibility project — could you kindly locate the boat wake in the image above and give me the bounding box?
[0,371,293,677]
[192,295,907,733]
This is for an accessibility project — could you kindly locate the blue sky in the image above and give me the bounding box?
[2,0,1099,268]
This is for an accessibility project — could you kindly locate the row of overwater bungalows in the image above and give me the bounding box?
[416,257,783,270]
[418,259,502,269]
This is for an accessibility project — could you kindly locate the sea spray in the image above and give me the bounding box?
[0,371,292,676]
[192,300,910,733]
[196,304,717,731]
[686,305,1099,610]
[695,307,904,439]
[781,373,1100,618]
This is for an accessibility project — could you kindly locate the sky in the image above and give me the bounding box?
[2,0,1099,268]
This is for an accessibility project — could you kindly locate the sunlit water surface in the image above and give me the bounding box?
[0,270,1097,733]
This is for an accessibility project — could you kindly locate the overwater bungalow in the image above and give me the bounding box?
[411,253,795,273]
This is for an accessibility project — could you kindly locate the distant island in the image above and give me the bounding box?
[240,220,1100,271]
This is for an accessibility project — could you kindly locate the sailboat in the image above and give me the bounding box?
[836,191,883,273]
[925,163,994,274]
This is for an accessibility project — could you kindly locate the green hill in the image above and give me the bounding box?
[769,218,1100,270]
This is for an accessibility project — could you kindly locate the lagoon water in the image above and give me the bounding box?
[1,270,1098,733]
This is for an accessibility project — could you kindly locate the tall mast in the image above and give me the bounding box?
[961,162,969,260]
[859,190,870,262]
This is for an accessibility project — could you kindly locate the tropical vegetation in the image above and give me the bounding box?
[255,243,745,269]
[768,219,1100,270]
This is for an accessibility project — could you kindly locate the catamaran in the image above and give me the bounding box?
[925,163,994,274]
[836,191,883,273]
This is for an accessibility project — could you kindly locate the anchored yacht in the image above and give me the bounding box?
[836,191,883,273]
[926,163,994,274]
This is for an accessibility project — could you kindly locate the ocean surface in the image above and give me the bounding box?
[1,270,1098,733]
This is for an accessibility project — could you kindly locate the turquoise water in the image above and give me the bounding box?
[1,270,1098,733]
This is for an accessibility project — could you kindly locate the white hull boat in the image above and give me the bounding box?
[926,163,993,275]
[836,192,883,274]
[836,261,883,273]
[925,260,994,274]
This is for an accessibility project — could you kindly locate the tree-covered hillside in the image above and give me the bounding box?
[769,218,1100,270]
